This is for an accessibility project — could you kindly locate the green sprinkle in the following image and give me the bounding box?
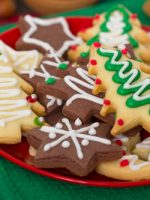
[46,77,56,85]
[58,63,68,70]
[34,117,45,126]
[80,52,89,58]
[136,58,142,62]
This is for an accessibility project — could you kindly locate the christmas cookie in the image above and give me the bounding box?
[68,5,150,63]
[26,115,122,176]
[0,40,42,73]
[88,45,150,136]
[0,59,45,144]
[16,15,82,55]
[20,51,69,114]
[96,133,150,181]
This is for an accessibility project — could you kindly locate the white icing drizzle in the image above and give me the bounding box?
[100,48,150,102]
[89,128,96,135]
[23,15,82,57]
[99,11,129,48]
[74,118,82,126]
[64,67,103,106]
[46,95,62,108]
[113,134,129,143]
[40,118,111,159]
[0,40,40,71]
[0,65,32,126]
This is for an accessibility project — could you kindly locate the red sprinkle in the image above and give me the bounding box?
[70,45,77,50]
[117,119,124,126]
[26,94,37,103]
[80,28,86,33]
[94,14,100,20]
[95,78,102,85]
[122,150,126,156]
[120,159,129,167]
[121,48,128,55]
[103,99,111,106]
[130,13,137,19]
[90,59,97,65]
[93,42,101,48]
[115,140,122,146]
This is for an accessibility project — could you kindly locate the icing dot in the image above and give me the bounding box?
[55,123,63,129]
[49,132,56,139]
[117,119,124,126]
[80,52,89,58]
[90,59,97,65]
[34,117,45,126]
[75,118,82,126]
[81,139,89,146]
[122,150,126,156]
[115,140,122,146]
[93,42,101,48]
[95,78,102,85]
[46,77,56,85]
[94,14,100,20]
[121,48,128,55]
[26,94,37,103]
[103,99,111,106]
[58,63,68,70]
[120,159,129,167]
[62,141,70,148]
[70,45,77,50]
[89,128,96,135]
[130,13,137,19]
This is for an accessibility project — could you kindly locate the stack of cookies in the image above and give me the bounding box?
[0,5,150,181]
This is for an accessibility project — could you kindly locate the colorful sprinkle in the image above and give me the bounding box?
[115,140,122,146]
[80,52,89,58]
[26,94,37,103]
[130,13,137,19]
[121,48,128,55]
[120,159,129,167]
[95,78,102,85]
[58,63,68,70]
[103,99,111,106]
[34,117,45,126]
[90,59,97,65]
[93,42,101,48]
[117,119,124,126]
[94,14,100,20]
[46,77,56,85]
[70,45,77,50]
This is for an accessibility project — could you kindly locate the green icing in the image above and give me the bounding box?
[58,63,68,70]
[45,77,56,85]
[80,51,89,58]
[97,48,150,108]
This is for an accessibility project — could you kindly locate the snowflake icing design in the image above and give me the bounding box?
[40,118,111,159]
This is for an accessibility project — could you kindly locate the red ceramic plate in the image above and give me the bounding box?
[0,17,150,188]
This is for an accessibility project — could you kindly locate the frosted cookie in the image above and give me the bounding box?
[0,40,42,73]
[133,137,150,161]
[0,62,45,144]
[96,133,150,181]
[26,115,122,176]
[88,45,150,135]
[68,5,150,63]
[16,15,82,55]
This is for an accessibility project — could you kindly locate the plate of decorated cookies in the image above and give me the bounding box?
[0,5,150,187]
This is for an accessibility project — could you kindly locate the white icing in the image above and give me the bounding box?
[0,40,40,71]
[46,95,62,108]
[64,67,103,106]
[0,65,32,126]
[113,134,129,143]
[136,137,150,161]
[81,139,89,146]
[100,48,150,102]
[23,15,82,56]
[74,118,82,126]
[62,141,70,148]
[99,11,129,48]
[55,122,63,129]
[40,118,111,159]
[89,128,96,135]
[49,132,56,139]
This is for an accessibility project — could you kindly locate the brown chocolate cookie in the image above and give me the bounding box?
[16,15,82,55]
[27,115,122,176]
